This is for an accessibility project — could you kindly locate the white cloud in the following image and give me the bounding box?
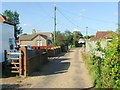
[78,8,86,19]
[73,28,80,32]
[72,28,86,35]
[23,24,27,26]
[72,28,84,32]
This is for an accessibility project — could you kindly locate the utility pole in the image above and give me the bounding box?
[86,26,88,39]
[54,3,56,43]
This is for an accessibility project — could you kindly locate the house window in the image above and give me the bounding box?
[37,40,42,46]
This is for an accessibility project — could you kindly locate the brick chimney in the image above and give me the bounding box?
[32,29,36,34]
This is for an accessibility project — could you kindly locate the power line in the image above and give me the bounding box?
[57,7,98,32]
[37,5,104,34]
[38,5,54,19]
[56,6,118,34]
[57,7,84,30]
[57,6,117,25]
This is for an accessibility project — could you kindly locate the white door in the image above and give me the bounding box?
[37,40,42,46]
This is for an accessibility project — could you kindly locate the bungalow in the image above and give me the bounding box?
[19,29,53,46]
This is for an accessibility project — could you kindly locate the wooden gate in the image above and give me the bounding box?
[6,50,24,77]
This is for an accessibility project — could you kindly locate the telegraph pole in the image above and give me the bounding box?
[86,26,88,39]
[54,3,56,43]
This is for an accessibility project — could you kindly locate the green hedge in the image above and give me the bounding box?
[82,38,120,88]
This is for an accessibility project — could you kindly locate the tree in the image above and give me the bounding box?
[73,31,83,47]
[53,31,67,46]
[3,10,22,40]
[64,30,73,45]
[73,31,83,40]
[52,31,68,51]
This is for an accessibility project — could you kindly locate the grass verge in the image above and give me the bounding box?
[81,48,96,87]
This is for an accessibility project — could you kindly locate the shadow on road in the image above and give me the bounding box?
[30,57,71,77]
[81,86,95,90]
[1,84,20,89]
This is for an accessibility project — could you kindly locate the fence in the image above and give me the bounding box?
[32,46,61,57]
[6,51,23,76]
[4,46,61,77]
[47,46,61,57]
[20,46,48,76]
[19,46,61,76]
[32,46,52,50]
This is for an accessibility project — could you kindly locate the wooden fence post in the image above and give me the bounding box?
[20,46,27,77]
[19,50,22,77]
[4,50,7,73]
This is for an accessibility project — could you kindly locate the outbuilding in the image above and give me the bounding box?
[0,14,15,63]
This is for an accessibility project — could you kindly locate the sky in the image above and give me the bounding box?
[1,2,118,35]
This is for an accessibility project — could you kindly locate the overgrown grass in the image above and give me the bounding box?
[81,48,96,87]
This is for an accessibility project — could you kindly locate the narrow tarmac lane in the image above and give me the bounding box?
[21,48,93,88]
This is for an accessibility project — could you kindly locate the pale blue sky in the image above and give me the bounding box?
[1,2,118,35]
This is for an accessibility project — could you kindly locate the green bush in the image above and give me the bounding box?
[82,38,120,88]
[101,38,120,88]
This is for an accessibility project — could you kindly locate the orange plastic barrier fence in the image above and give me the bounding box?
[32,46,52,50]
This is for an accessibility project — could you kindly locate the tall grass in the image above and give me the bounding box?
[81,48,96,87]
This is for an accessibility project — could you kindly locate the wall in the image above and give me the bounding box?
[0,22,1,75]
[86,39,107,53]
[100,39,107,49]
[20,35,47,46]
[0,23,14,62]
[86,40,96,53]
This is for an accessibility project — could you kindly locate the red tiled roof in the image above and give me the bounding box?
[90,31,115,41]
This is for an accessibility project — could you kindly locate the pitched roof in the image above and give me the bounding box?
[19,34,47,41]
[90,31,116,41]
[37,32,52,41]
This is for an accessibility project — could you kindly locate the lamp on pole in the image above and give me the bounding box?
[86,26,88,39]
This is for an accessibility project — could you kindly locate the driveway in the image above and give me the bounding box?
[20,48,93,88]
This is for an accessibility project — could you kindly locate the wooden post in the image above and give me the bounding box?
[19,46,27,77]
[19,50,22,77]
[4,50,7,62]
[54,3,56,43]
[4,50,7,74]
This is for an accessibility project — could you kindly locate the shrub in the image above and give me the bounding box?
[82,38,120,88]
